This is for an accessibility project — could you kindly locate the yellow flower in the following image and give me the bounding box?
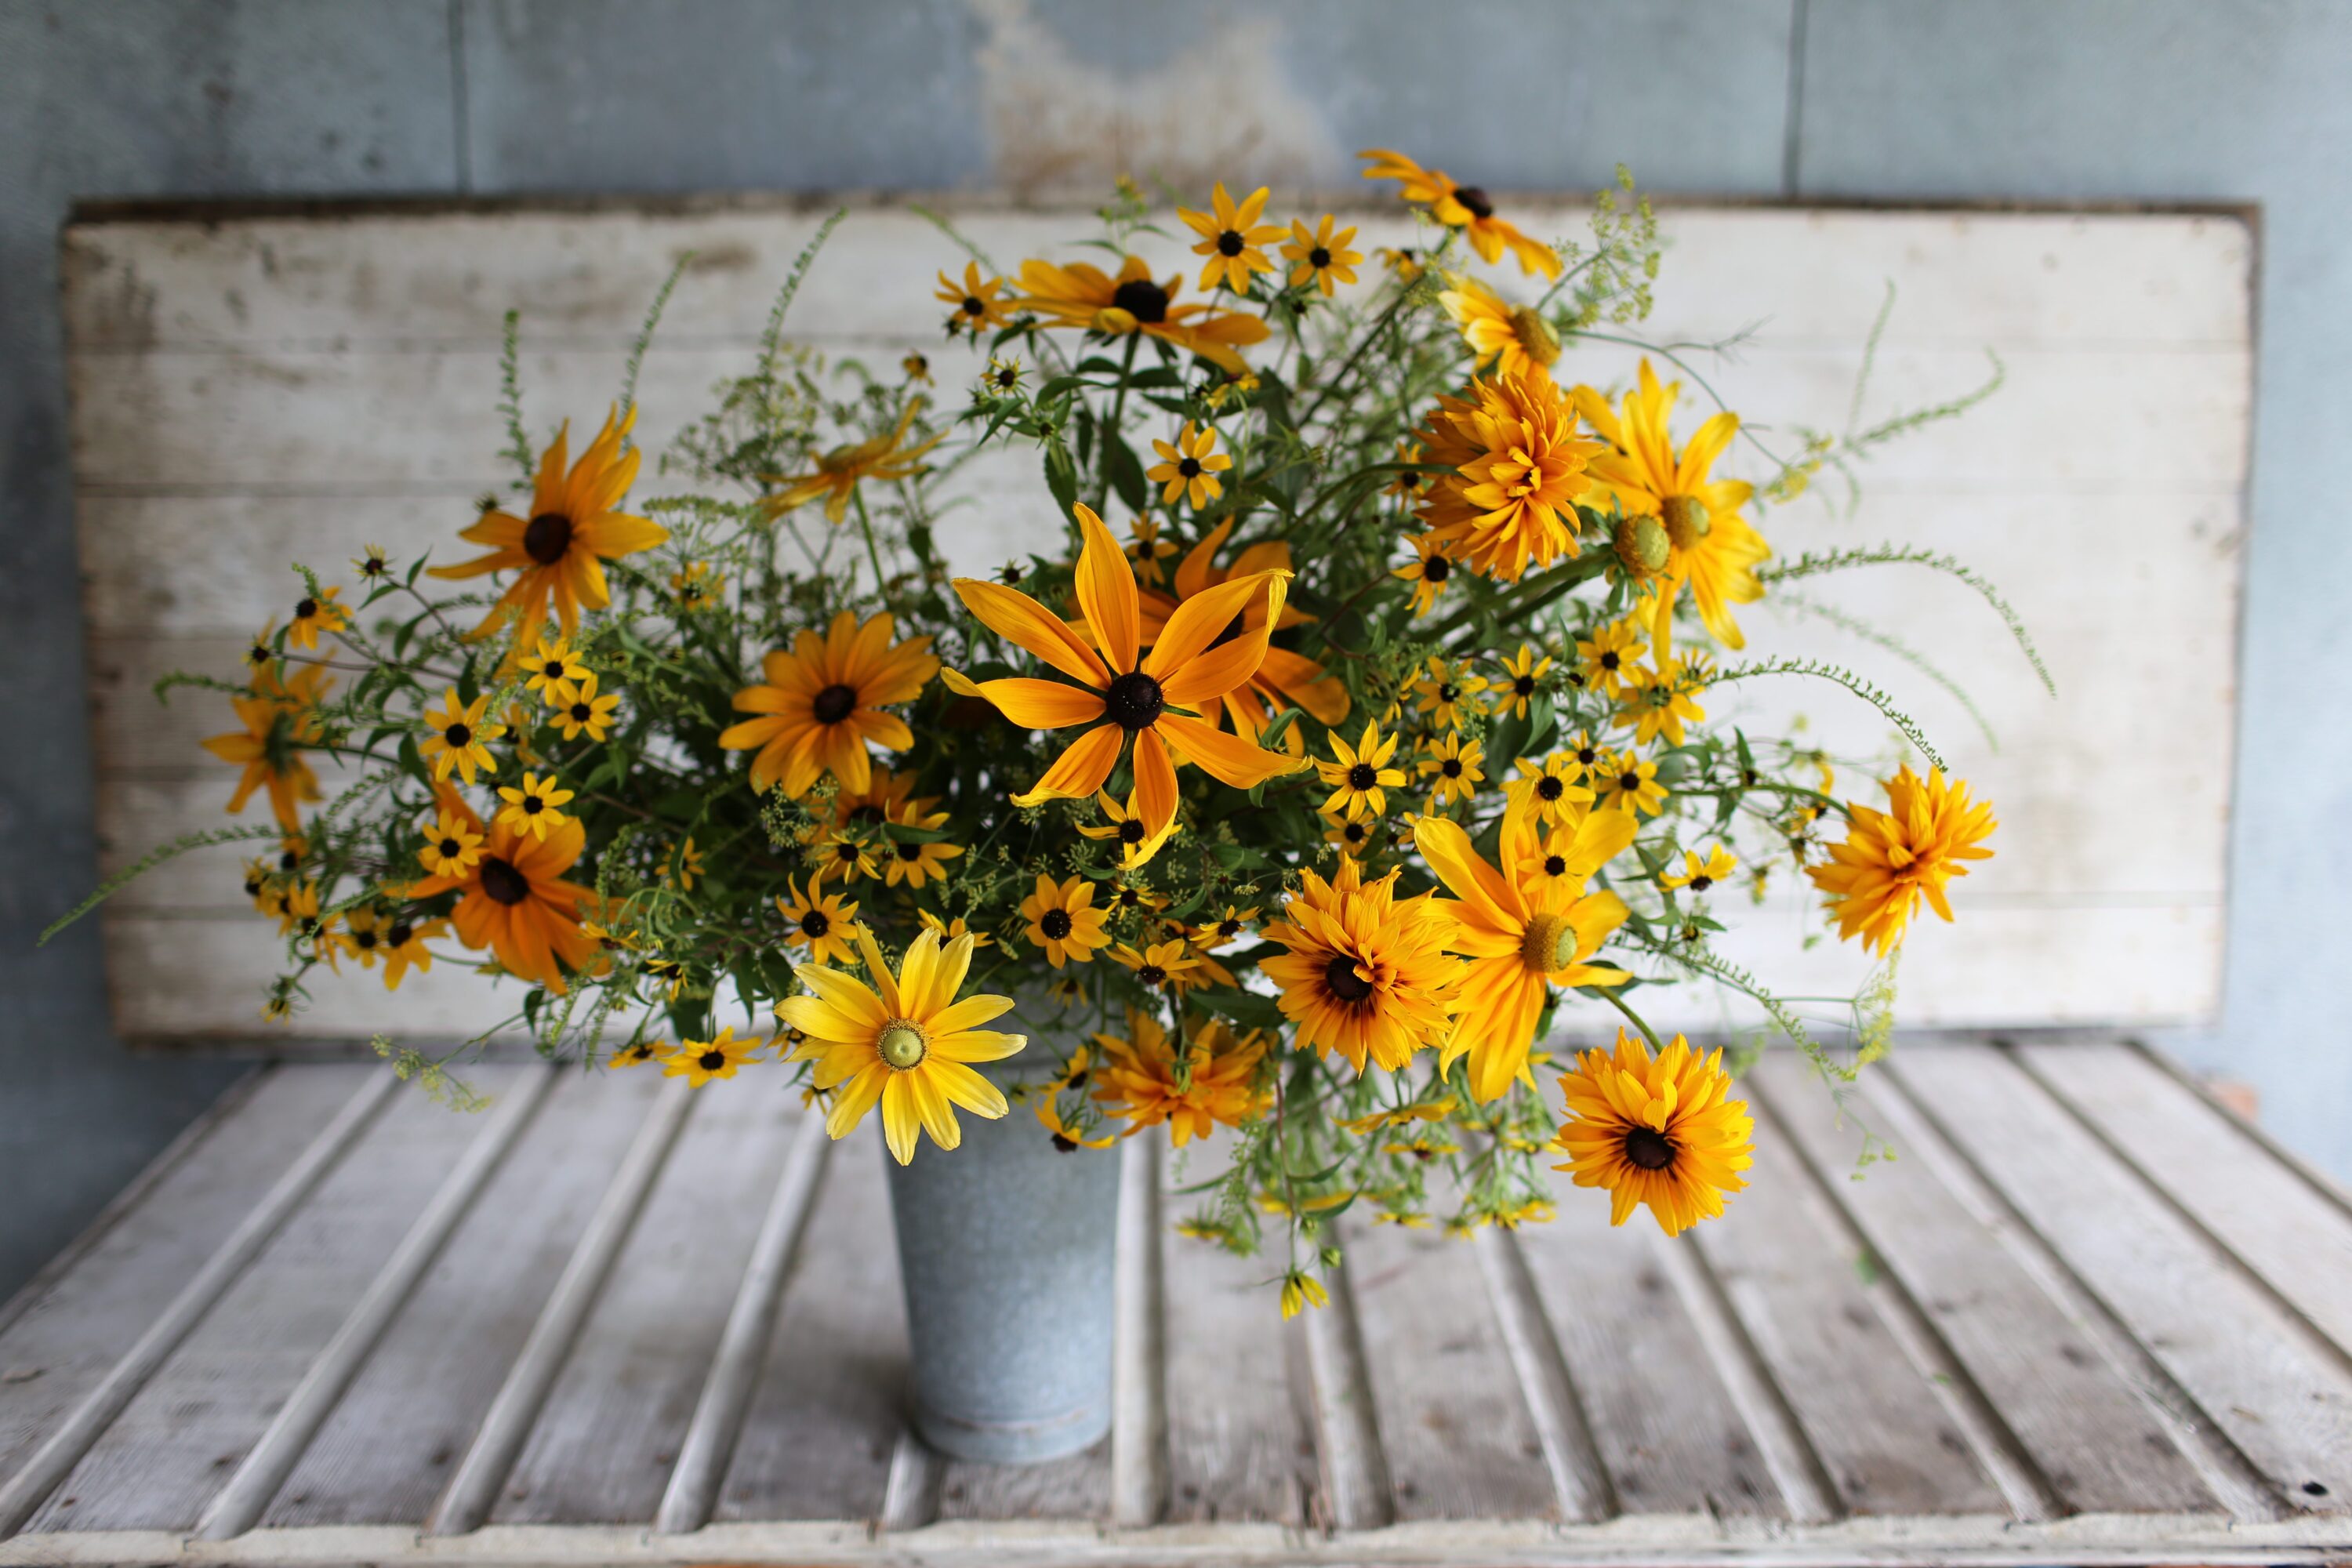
[379,914,445,991]
[608,1039,673,1071]
[1280,1270,1330,1320]
[1415,370,1602,581]
[760,397,945,526]
[1142,514,1352,746]
[406,789,601,993]
[1178,181,1285,294]
[1375,245,1425,282]
[670,561,724,612]
[1572,361,1770,657]
[1576,618,1646,702]
[1663,846,1739,894]
[1077,786,1179,870]
[1033,1045,1118,1151]
[1592,752,1668,817]
[523,636,590,705]
[1323,812,1382,858]
[1281,215,1363,295]
[777,876,862,967]
[720,611,938,797]
[353,543,390,582]
[670,836,706,890]
[1358,148,1562,278]
[1014,254,1269,376]
[1091,1011,1272,1145]
[1553,1030,1754,1236]
[1513,811,1635,898]
[1393,534,1457,618]
[332,905,392,972]
[809,829,880,887]
[664,1026,766,1087]
[1618,657,1708,748]
[1146,423,1232,510]
[1317,719,1407,822]
[949,505,1304,845]
[1417,731,1486,808]
[419,687,505,785]
[1020,873,1112,967]
[1110,938,1200,997]
[550,671,620,742]
[901,352,931,385]
[1417,803,1637,1102]
[1492,643,1552,719]
[428,405,667,639]
[884,833,964,889]
[285,584,350,651]
[1125,514,1178,586]
[1806,765,1996,956]
[935,260,1014,336]
[1261,855,1462,1073]
[202,665,329,833]
[1439,274,1561,379]
[495,770,575,842]
[1410,656,1490,730]
[417,809,485,877]
[1507,753,1594,828]
[918,911,993,949]
[779,928,1027,1164]
[1339,1098,1457,1135]
[1186,904,1259,952]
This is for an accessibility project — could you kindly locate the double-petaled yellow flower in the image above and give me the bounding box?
[1807,765,1996,956]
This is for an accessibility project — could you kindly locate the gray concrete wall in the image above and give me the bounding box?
[3,0,2342,1301]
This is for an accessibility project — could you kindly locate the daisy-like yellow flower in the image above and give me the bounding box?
[1280,1270,1330,1320]
[1111,938,1200,998]
[1417,731,1486,808]
[523,636,590,705]
[1178,181,1285,294]
[761,397,945,527]
[1553,1030,1754,1236]
[496,770,575,842]
[1021,873,1112,967]
[664,1025,766,1088]
[779,928,1026,1164]
[1807,765,1996,956]
[720,611,938,797]
[1323,811,1382,858]
[286,584,350,651]
[202,664,329,833]
[1186,904,1259,952]
[1439,274,1562,379]
[669,836,706,890]
[1573,360,1770,658]
[1358,148,1563,278]
[1663,846,1739,894]
[1261,855,1462,1073]
[1513,809,1637,897]
[1339,1098,1457,1136]
[902,352,931,385]
[550,671,620,742]
[1013,254,1269,376]
[418,809,486,877]
[333,906,393,972]
[1376,245,1426,282]
[1415,370,1603,581]
[1125,514,1178,586]
[1146,423,1232,510]
[1091,1011,1273,1146]
[419,687,505,784]
[1316,719,1407,822]
[1281,215,1362,296]
[776,876,861,967]
[1492,643,1552,719]
[884,833,964,889]
[949,505,1305,845]
[379,913,445,991]
[1393,534,1457,618]
[1417,802,1637,1102]
[430,405,666,639]
[935,260,1014,337]
[1508,753,1595,828]
[1576,618,1646,701]
[1618,658,1708,748]
[670,561,724,612]
[353,544,390,583]
[407,789,601,993]
[917,911,992,949]
[1593,752,1669,817]
[1142,515,1352,747]
[809,829,880,887]
[1077,786,1179,870]
[1410,655,1490,730]
[1033,1045,1119,1151]
[608,1039,672,1071]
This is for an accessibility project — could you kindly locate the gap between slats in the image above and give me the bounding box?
[1298,1247,1394,1531]
[1470,1227,1617,1523]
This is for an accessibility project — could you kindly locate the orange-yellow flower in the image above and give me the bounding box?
[1417,370,1605,582]
[1178,182,1285,294]
[407,789,600,993]
[1142,515,1351,746]
[1553,1029,1754,1236]
[202,665,329,833]
[760,398,946,525]
[1014,254,1269,377]
[719,612,938,797]
[1359,148,1562,278]
[1439,274,1563,379]
[1260,855,1461,1074]
[1807,766,1996,956]
[1146,423,1232,509]
[1281,214,1363,296]
[935,260,1014,336]
[1091,1010,1273,1145]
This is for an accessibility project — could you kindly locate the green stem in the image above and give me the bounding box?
[851,486,890,602]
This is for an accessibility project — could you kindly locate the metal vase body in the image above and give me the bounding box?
[882,1021,1121,1464]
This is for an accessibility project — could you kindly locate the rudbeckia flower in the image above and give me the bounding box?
[1806,765,1996,956]
[1178,182,1286,294]
[1439,274,1563,379]
[1091,1011,1273,1145]
[203,665,329,833]
[1014,254,1269,376]
[428,405,668,639]
[949,505,1306,844]
[1145,422,1232,509]
[1359,148,1563,278]
[719,611,939,797]
[1142,515,1352,746]
[760,397,946,525]
[1416,369,1606,582]
[1260,855,1462,1074]
[1552,1030,1754,1236]
[935,260,1014,336]
[1282,215,1363,296]
[407,790,600,993]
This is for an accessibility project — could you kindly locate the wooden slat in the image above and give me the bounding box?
[1888,1043,2352,1511]
[1753,1054,2220,1516]
[1470,1228,1615,1522]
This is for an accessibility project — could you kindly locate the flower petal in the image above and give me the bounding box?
[1072,505,1141,674]
[1154,711,1305,790]
[952,578,1111,688]
[969,678,1108,730]
[1010,723,1123,807]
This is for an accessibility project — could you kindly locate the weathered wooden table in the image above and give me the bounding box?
[2,1040,2349,1566]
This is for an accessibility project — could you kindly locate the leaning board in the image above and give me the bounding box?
[58,199,2252,1043]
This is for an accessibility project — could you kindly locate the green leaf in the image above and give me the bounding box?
[1042,440,1080,519]
[1103,427,1149,513]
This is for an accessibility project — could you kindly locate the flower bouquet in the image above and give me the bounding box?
[60,153,2024,1461]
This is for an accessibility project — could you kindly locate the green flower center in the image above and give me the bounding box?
[879,1022,928,1070]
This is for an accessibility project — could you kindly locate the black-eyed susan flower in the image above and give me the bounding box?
[550,672,620,742]
[917,910,992,949]
[760,398,946,526]
[203,665,329,833]
[664,1025,765,1087]
[1553,1030,1753,1236]
[429,405,668,639]
[1185,904,1258,952]
[1339,1098,1458,1136]
[496,769,575,842]
[1091,1011,1272,1146]
[1316,719,1406,822]
[1807,765,1996,956]
[1280,1269,1330,1319]
[608,1038,672,1071]
[1261,855,1461,1073]
[1618,659,1707,748]
[353,544,390,582]
[1415,369,1602,580]
[670,561,724,612]
[777,876,861,967]
[1575,618,1645,701]
[949,505,1305,845]
[1492,642,1552,720]
[1663,846,1739,894]
[779,927,1027,1164]
[1417,731,1486,808]
[884,833,964,889]
[1359,148,1563,278]
[810,829,880,887]
[1078,786,1178,870]
[1417,802,1637,1102]
[1375,245,1426,282]
[1393,534,1456,618]
[379,913,445,991]
[1513,809,1638,898]
[286,585,350,651]
[935,260,1013,336]
[1592,752,1668,817]
[1111,938,1200,998]
[523,636,590,705]
[901,352,931,386]
[669,837,705,890]
[1145,423,1231,510]
[417,808,485,878]
[407,789,600,993]
[719,611,938,797]
[1014,254,1269,376]
[1573,361,1770,657]
[1323,811,1380,858]
[332,905,392,973]
[1141,515,1352,746]
[1021,873,1111,967]
[1410,655,1489,730]
[420,688,505,784]
[1507,753,1595,829]
[984,356,1025,394]
[1125,514,1178,586]
[1281,215,1362,296]
[1439,273,1562,379]
[1178,182,1284,294]
[1033,1045,1118,1151]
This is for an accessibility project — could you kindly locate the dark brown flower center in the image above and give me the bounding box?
[388,923,413,946]
[1537,777,1563,800]
[1577,746,1597,765]
[438,837,461,858]
[963,295,985,314]
[897,841,923,862]
[1624,1126,1675,1171]
[812,684,858,725]
[1347,762,1377,790]
[1324,955,1374,1004]
[1620,771,1642,793]
[1600,652,1621,670]
[479,855,530,906]
[543,659,566,679]
[1178,457,1201,477]
[1118,820,1145,844]
[1513,675,1534,695]
[1454,185,1495,220]
[295,597,318,619]
[1425,556,1450,582]
[1111,278,1171,324]
[1309,246,1332,268]
[1442,760,1463,779]
[1690,875,1713,892]
[1218,919,1242,938]
[445,723,472,747]
[699,1050,726,1072]
[570,702,591,721]
[1214,230,1245,257]
[1439,684,1458,701]
[1135,964,1167,988]
[524,512,575,564]
[354,930,379,949]
[1544,855,1567,877]
[800,909,830,938]
[1040,909,1074,941]
[1104,670,1164,731]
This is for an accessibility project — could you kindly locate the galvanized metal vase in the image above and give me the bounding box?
[882,1031,1122,1465]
